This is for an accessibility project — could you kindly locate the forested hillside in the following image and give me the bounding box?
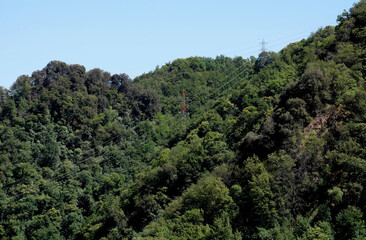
[1,1,366,239]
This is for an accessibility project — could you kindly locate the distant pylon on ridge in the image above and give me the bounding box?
[261,39,267,52]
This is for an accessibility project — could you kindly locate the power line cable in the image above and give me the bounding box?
[223,25,319,56]
[3,27,316,201]
[4,58,250,202]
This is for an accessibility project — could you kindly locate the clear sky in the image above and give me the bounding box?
[0,0,356,89]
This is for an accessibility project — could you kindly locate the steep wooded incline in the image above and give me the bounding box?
[1,1,366,239]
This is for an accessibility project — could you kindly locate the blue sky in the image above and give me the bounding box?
[0,0,356,89]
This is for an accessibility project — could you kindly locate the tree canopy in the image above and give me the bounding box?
[1,1,366,239]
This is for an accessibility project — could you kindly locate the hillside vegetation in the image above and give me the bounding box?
[1,1,366,239]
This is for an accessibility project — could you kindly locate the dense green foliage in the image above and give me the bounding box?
[1,1,366,239]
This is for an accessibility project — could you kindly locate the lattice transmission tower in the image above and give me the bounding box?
[180,90,189,118]
[261,39,268,52]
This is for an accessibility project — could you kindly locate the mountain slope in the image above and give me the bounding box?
[1,1,366,239]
